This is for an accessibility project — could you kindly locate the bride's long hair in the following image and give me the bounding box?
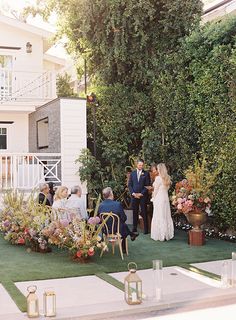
[157,163,171,189]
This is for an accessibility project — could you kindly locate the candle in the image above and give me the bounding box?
[131,291,137,302]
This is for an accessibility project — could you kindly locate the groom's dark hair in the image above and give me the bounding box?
[137,159,144,163]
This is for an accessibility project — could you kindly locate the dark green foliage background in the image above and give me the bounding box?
[81,17,236,230]
[32,0,235,229]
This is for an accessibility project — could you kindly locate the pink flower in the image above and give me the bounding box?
[177,204,183,210]
[60,219,69,228]
[95,216,100,224]
[177,198,183,204]
[186,200,193,207]
[204,197,211,203]
[88,247,94,256]
[76,250,82,258]
[88,217,100,225]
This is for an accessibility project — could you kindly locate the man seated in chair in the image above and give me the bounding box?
[98,187,138,253]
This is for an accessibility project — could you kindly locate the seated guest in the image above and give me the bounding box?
[47,182,55,206]
[65,185,88,220]
[98,187,138,253]
[52,186,68,219]
[38,183,51,206]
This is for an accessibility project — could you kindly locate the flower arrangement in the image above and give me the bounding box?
[44,215,108,261]
[0,191,52,251]
[0,191,107,262]
[171,158,218,215]
[25,205,52,252]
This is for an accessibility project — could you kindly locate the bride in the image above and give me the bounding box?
[150,163,174,241]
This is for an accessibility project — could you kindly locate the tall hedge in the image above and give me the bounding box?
[182,18,236,229]
[150,17,236,228]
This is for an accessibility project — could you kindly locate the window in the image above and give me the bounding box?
[0,55,13,97]
[0,55,12,69]
[37,117,49,149]
[0,128,7,149]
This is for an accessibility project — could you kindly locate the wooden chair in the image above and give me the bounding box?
[100,212,128,260]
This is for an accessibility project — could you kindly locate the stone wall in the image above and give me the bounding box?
[28,98,61,153]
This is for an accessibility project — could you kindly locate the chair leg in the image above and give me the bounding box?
[118,239,124,260]
[125,238,129,256]
[112,242,115,255]
[100,235,106,258]
[100,247,104,258]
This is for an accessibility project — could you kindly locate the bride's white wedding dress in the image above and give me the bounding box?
[151,176,174,241]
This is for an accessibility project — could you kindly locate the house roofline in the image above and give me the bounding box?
[0,14,54,39]
[43,53,66,66]
[35,97,86,111]
[203,0,234,14]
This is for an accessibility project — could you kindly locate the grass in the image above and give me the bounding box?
[0,229,236,312]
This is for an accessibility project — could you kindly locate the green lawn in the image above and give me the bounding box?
[1,229,235,282]
[0,229,235,312]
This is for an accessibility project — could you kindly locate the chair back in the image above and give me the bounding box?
[100,212,121,236]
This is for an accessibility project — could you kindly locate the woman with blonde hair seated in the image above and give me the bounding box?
[151,163,174,241]
[52,186,68,220]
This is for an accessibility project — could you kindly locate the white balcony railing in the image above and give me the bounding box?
[0,69,57,102]
[0,153,61,190]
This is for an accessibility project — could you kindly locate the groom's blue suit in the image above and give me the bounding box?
[128,169,151,233]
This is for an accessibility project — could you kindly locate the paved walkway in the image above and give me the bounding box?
[1,260,236,319]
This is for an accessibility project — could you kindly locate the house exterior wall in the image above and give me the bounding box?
[202,0,236,23]
[0,113,28,152]
[60,98,87,195]
[0,22,44,72]
[28,99,61,153]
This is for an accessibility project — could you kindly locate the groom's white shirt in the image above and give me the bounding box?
[137,169,142,181]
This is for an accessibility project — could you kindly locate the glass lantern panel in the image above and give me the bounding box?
[28,298,39,317]
[44,295,56,316]
[129,281,142,303]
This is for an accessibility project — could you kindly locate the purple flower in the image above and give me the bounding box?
[3,220,10,227]
[60,219,69,228]
[88,217,99,225]
[95,216,100,224]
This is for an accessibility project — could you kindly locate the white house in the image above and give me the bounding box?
[202,0,236,23]
[0,14,87,196]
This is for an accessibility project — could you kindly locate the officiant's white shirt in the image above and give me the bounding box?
[65,194,88,219]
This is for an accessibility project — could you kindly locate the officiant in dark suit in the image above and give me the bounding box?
[98,187,138,253]
[128,159,151,234]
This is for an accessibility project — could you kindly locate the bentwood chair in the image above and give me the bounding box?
[100,212,128,260]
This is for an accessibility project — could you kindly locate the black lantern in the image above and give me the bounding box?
[26,42,32,53]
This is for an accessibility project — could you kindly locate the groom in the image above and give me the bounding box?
[128,159,151,234]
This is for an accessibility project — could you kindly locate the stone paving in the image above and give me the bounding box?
[1,261,236,319]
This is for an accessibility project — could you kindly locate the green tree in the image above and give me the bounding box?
[56,73,75,97]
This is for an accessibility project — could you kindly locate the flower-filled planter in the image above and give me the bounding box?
[43,216,108,263]
[0,191,107,260]
[171,158,218,246]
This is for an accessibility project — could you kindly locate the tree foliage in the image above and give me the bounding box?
[56,73,75,97]
[27,1,236,228]
[26,0,202,87]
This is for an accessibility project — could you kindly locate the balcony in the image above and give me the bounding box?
[0,153,61,190]
[0,68,57,104]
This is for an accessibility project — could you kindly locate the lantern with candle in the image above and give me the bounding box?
[26,285,39,318]
[124,262,142,305]
[43,288,56,317]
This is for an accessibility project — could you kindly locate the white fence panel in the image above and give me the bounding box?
[0,153,61,190]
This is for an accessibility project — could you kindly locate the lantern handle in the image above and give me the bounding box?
[128,262,138,271]
[27,285,37,293]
